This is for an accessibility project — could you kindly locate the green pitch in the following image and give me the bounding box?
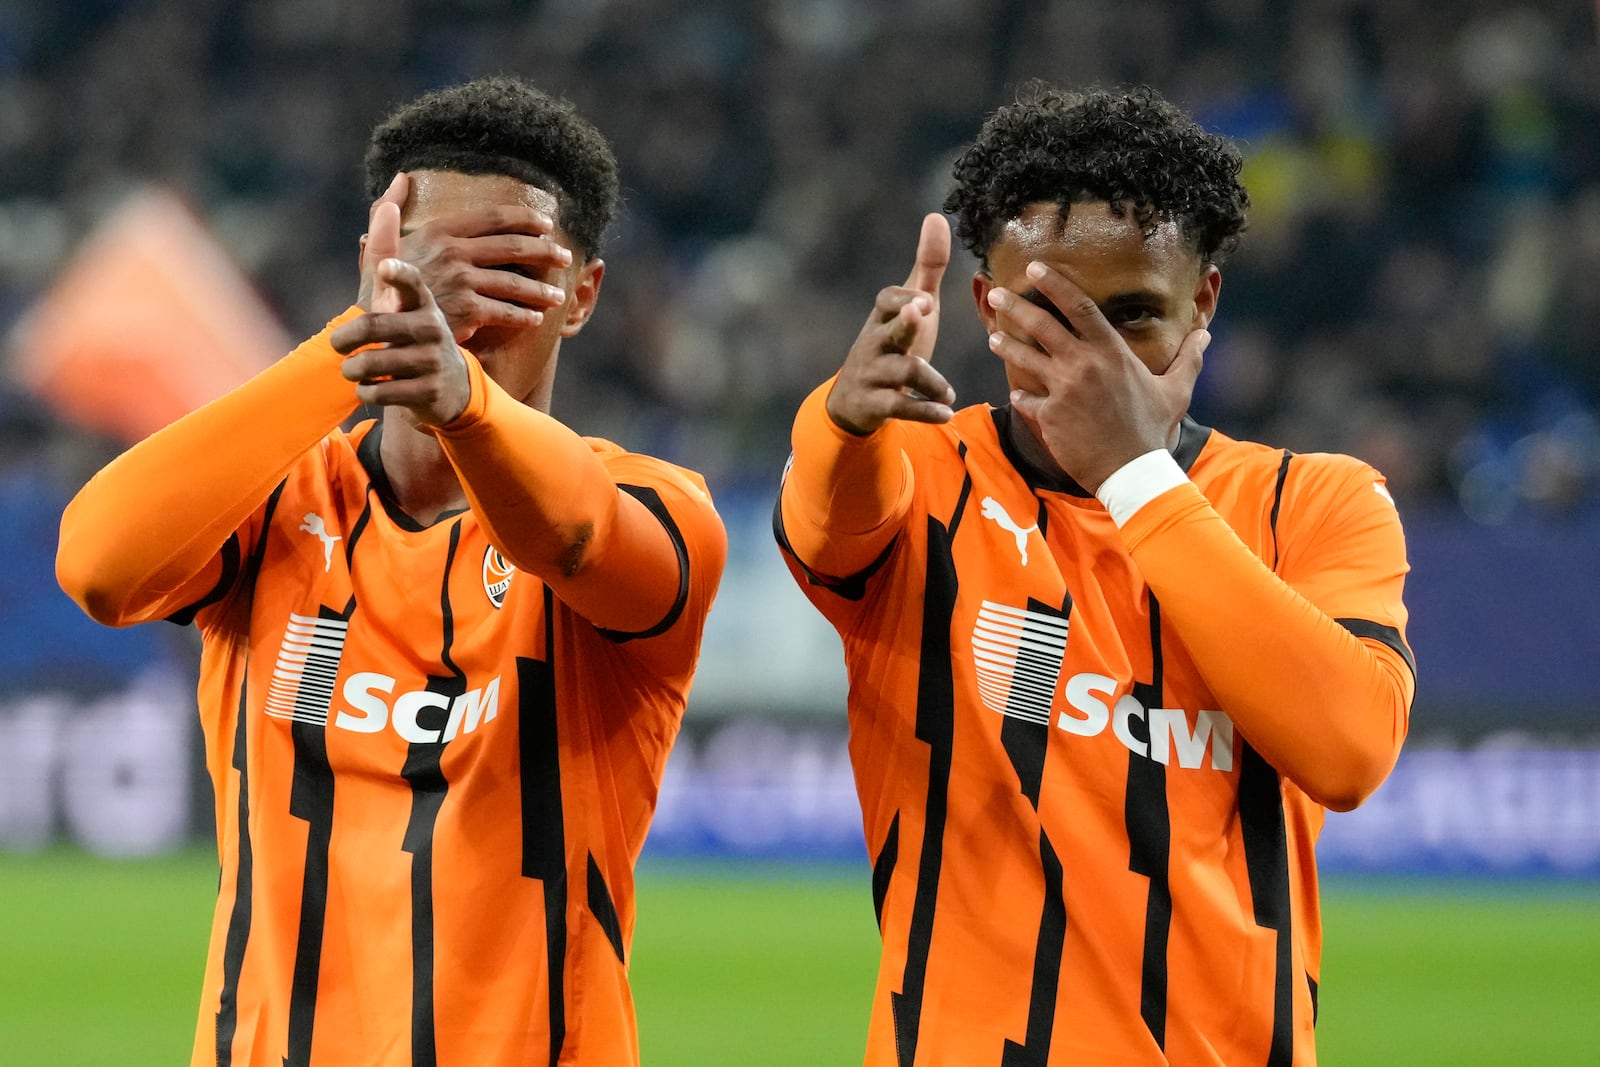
[1,849,1596,1064]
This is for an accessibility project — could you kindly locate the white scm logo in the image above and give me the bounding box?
[335,672,501,744]
[1058,672,1235,772]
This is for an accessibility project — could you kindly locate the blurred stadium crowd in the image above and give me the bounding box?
[3,2,1600,870]
[2,0,1598,527]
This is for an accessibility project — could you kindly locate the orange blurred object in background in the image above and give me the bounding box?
[8,187,288,443]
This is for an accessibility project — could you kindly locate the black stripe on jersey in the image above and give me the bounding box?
[215,482,285,1066]
[1308,973,1319,1025]
[1269,450,1293,569]
[284,722,333,1067]
[889,508,962,1067]
[1001,593,1071,808]
[519,588,568,1067]
[1001,831,1066,1067]
[168,532,241,626]
[872,813,900,932]
[1126,595,1172,1050]
[771,488,897,602]
[342,497,373,571]
[1240,742,1294,1067]
[598,484,690,642]
[283,602,351,1067]
[400,518,468,1067]
[999,591,1072,1064]
[215,665,255,1066]
[586,853,626,964]
[947,444,972,537]
[1335,617,1417,679]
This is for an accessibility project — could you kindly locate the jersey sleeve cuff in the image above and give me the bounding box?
[1095,449,1189,527]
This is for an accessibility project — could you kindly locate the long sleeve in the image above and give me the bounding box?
[429,349,719,636]
[57,308,364,626]
[777,376,916,582]
[1113,459,1414,810]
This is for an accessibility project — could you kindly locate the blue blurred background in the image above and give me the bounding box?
[2,0,1598,887]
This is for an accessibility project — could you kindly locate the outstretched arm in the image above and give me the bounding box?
[335,204,695,635]
[779,213,954,581]
[56,316,362,626]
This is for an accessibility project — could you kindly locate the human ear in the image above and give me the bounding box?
[1191,264,1221,330]
[559,258,605,338]
[973,271,999,335]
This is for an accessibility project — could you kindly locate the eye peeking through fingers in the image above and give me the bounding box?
[1021,290,1080,337]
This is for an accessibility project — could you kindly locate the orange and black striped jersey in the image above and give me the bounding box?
[776,380,1414,1066]
[58,311,726,1066]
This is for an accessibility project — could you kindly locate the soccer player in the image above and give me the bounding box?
[775,83,1414,1065]
[57,77,725,1066]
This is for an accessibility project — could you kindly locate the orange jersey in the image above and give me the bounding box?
[776,382,1414,1066]
[58,312,726,1066]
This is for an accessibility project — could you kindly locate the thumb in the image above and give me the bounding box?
[1009,387,1046,423]
[904,212,951,296]
[376,171,409,210]
[367,201,402,313]
[1162,329,1209,396]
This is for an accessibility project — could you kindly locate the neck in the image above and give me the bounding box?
[1002,408,1184,491]
[377,411,468,526]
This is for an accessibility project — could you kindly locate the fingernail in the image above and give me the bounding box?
[1025,261,1047,280]
[986,289,1004,308]
[989,332,1004,349]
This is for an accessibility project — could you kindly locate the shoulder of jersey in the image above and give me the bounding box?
[589,439,718,505]
[905,401,1000,450]
[1286,449,1397,509]
[1199,431,1395,511]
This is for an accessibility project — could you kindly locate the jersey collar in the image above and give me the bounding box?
[987,406,1213,497]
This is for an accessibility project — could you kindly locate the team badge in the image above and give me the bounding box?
[482,547,516,608]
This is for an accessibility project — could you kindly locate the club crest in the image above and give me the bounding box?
[482,547,516,608]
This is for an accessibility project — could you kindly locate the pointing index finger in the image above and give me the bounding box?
[904,213,951,295]
[376,258,434,313]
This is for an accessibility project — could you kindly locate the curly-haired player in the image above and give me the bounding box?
[776,82,1413,1064]
[60,76,726,1065]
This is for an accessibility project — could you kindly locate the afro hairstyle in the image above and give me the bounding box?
[944,81,1249,268]
[364,75,620,259]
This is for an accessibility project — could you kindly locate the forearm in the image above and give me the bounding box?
[57,309,363,625]
[430,353,681,630]
[1106,457,1412,810]
[777,377,913,579]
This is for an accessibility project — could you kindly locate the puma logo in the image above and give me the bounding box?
[298,512,341,572]
[980,497,1037,565]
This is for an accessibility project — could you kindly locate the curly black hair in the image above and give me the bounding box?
[364,76,620,259]
[944,82,1249,268]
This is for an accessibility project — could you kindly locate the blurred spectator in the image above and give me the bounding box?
[1,0,1596,519]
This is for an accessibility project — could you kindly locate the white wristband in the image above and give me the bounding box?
[1095,449,1188,527]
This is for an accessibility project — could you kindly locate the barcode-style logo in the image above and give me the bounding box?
[972,600,1070,725]
[263,613,350,726]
